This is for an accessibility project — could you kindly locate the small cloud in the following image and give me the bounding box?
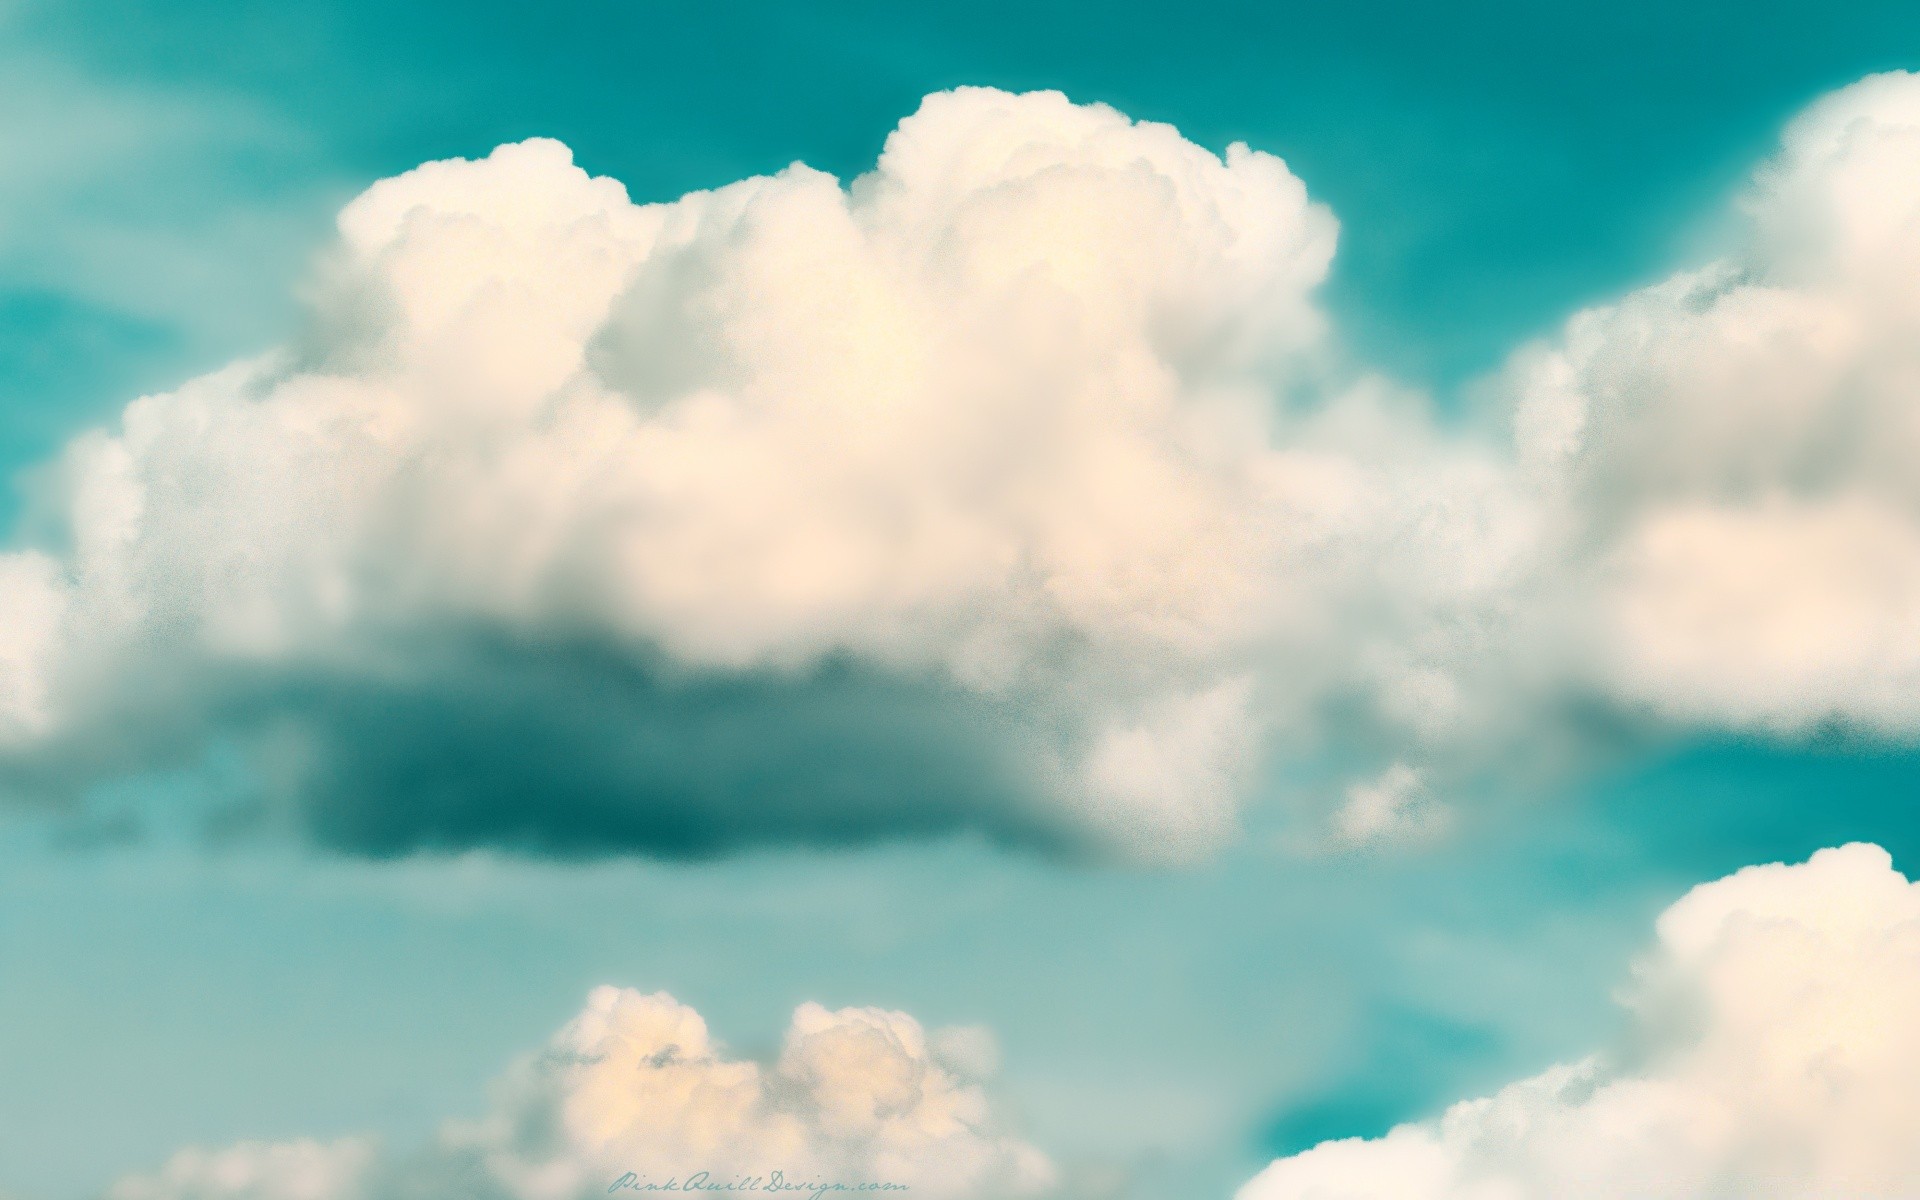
[107,988,1061,1200]
[1329,764,1450,850]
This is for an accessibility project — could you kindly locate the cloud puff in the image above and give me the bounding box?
[0,85,1519,860]
[1238,842,1920,1200]
[1328,763,1449,850]
[1509,70,1920,734]
[107,988,1057,1200]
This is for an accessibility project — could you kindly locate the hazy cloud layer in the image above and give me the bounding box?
[1238,842,1920,1199]
[8,74,1920,858]
[107,988,1057,1200]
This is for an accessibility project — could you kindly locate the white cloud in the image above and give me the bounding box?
[1238,843,1920,1200]
[1329,763,1449,849]
[14,72,1920,857]
[0,550,63,740]
[1598,497,1920,731]
[1509,70,1920,735]
[0,84,1518,861]
[107,988,1057,1200]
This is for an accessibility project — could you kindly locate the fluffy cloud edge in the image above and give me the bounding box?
[1238,842,1920,1200]
[105,988,1060,1200]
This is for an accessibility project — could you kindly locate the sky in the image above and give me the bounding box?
[5,2,1920,1199]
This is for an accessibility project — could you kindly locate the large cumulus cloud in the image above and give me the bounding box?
[0,85,1515,859]
[1238,842,1920,1199]
[108,988,1057,1200]
[12,72,1920,860]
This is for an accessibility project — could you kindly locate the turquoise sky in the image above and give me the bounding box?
[5,2,1920,1198]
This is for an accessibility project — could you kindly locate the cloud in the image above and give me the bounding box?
[0,85,1519,861]
[108,1141,378,1200]
[1508,70,1920,735]
[13,72,1920,860]
[1238,842,1920,1200]
[1329,763,1449,850]
[106,987,1058,1200]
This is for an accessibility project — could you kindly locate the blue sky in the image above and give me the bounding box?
[6,2,1920,1198]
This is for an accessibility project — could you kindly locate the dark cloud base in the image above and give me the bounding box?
[1,631,1077,860]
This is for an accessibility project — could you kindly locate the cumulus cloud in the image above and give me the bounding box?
[1239,842,1920,1200]
[0,85,1518,860]
[13,71,1920,860]
[107,987,1057,1200]
[1510,70,1920,734]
